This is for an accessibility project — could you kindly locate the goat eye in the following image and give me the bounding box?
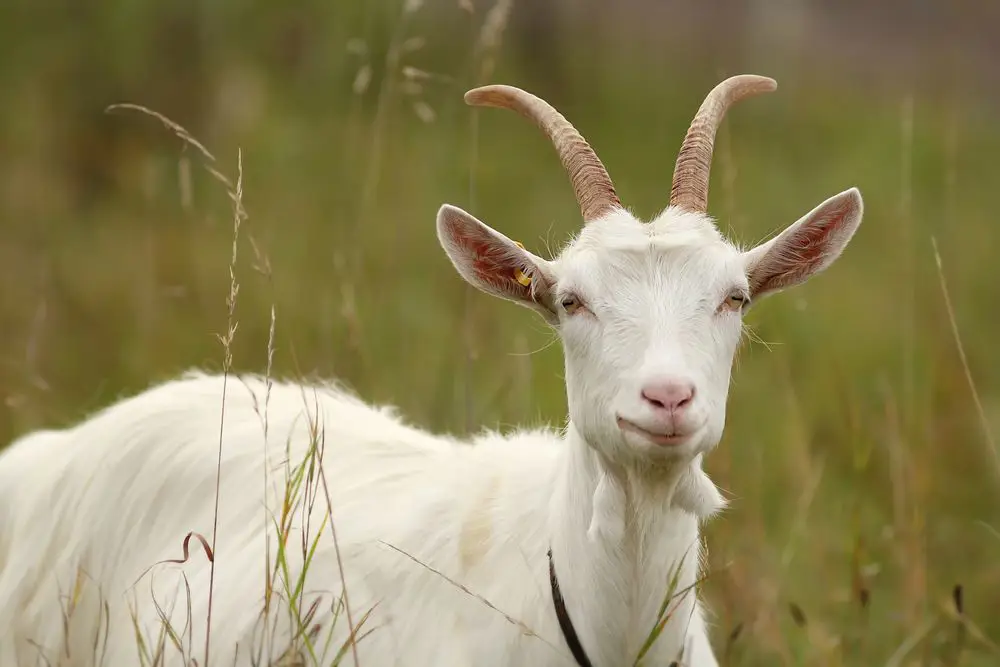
[561,295,583,315]
[722,293,748,312]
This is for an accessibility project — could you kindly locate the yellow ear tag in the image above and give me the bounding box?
[512,240,532,286]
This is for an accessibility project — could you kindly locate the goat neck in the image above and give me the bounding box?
[546,422,719,665]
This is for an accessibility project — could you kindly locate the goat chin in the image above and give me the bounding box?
[0,370,722,667]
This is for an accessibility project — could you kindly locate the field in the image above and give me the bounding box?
[2,1,999,665]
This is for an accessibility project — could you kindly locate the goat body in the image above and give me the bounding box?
[0,371,719,666]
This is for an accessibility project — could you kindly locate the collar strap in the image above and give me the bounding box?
[548,547,595,667]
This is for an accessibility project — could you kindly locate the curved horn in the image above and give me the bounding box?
[670,75,777,213]
[465,85,621,223]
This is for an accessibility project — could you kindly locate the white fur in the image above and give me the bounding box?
[0,190,862,666]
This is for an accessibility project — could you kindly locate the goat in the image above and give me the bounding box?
[0,74,863,667]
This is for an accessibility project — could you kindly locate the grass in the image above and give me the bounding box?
[2,0,1000,664]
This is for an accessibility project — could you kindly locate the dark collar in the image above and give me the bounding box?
[548,547,595,667]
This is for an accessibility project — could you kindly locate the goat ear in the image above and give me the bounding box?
[437,204,558,322]
[743,188,863,302]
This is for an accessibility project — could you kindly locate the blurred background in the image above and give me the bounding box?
[2,0,1000,664]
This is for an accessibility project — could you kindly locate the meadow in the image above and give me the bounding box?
[1,1,999,664]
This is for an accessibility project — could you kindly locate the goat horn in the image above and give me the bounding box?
[465,85,621,223]
[670,75,777,213]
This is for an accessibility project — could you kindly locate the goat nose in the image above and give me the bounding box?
[641,380,695,413]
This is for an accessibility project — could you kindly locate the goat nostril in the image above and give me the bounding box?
[643,393,665,409]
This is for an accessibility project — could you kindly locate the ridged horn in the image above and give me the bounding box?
[465,84,621,223]
[670,75,777,213]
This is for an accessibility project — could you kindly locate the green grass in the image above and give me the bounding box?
[2,0,1000,664]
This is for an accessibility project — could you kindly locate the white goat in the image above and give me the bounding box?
[0,74,863,667]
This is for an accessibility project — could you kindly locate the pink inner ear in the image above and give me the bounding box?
[751,198,853,295]
[788,219,830,265]
[470,239,506,282]
[791,193,857,265]
[448,220,532,299]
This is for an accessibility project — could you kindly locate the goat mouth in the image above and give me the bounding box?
[616,417,690,447]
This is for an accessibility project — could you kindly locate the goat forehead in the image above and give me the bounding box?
[559,226,742,296]
[565,206,727,252]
